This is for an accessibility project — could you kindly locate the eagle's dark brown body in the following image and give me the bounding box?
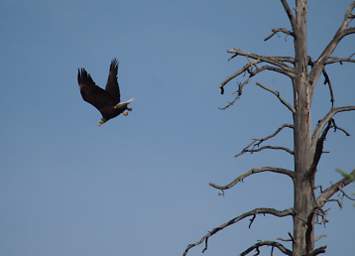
[77,58,132,125]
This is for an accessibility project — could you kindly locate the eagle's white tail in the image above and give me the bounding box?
[124,98,134,104]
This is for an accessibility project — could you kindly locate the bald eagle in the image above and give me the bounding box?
[77,58,133,126]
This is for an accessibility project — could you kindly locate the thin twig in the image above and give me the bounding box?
[235,145,294,158]
[255,82,295,113]
[276,232,294,243]
[264,28,294,41]
[280,0,295,29]
[321,68,335,107]
[338,187,355,201]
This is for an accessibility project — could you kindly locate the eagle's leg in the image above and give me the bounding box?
[98,118,107,126]
[113,103,122,109]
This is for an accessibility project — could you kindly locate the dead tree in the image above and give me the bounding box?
[182,1,355,256]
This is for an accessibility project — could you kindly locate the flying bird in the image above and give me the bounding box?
[77,58,133,126]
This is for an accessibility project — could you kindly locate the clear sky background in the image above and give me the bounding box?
[1,1,354,256]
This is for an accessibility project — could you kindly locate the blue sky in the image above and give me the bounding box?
[0,0,354,256]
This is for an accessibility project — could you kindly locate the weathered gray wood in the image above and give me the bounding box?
[182,1,355,256]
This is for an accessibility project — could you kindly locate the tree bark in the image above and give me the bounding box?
[292,1,316,255]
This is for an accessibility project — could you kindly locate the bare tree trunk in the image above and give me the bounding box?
[182,1,355,256]
[292,1,316,255]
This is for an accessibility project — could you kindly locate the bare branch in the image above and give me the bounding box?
[254,64,295,78]
[264,28,294,41]
[309,246,327,256]
[277,232,294,243]
[280,0,295,29]
[331,119,351,136]
[219,63,294,109]
[240,240,292,256]
[312,106,355,147]
[235,123,294,156]
[248,214,256,229]
[338,187,355,201]
[219,60,260,95]
[235,145,294,158]
[321,68,335,107]
[181,208,294,256]
[326,199,343,208]
[309,121,332,177]
[309,2,355,88]
[252,123,294,146]
[317,169,355,207]
[227,48,295,72]
[310,118,352,177]
[325,53,355,65]
[343,26,355,36]
[209,166,294,192]
[307,57,335,107]
[255,82,295,113]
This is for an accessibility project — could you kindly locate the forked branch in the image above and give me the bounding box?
[312,106,355,147]
[310,118,351,177]
[309,1,355,88]
[317,169,355,207]
[309,121,332,177]
[182,208,294,256]
[220,63,294,109]
[209,166,294,192]
[219,60,260,95]
[240,240,292,256]
[227,48,295,71]
[309,246,327,256]
[240,123,293,152]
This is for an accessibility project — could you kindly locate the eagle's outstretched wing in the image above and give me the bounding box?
[77,68,116,112]
[105,58,120,104]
